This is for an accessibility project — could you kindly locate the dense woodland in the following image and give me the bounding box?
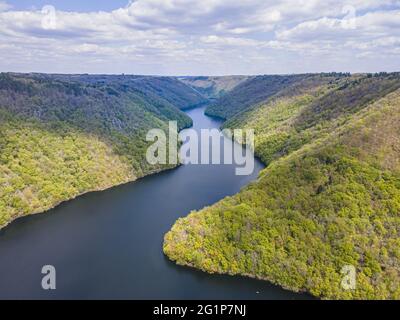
[2,71,400,299]
[204,74,319,119]
[0,73,205,227]
[164,72,400,299]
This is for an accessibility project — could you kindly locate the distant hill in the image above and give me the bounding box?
[164,72,400,300]
[204,73,360,120]
[204,74,312,119]
[179,76,250,100]
[45,74,208,110]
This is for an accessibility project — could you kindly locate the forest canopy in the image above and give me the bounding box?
[164,73,400,300]
[0,73,203,228]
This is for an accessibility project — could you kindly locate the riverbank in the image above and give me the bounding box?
[0,105,307,299]
[0,163,185,231]
[0,114,196,230]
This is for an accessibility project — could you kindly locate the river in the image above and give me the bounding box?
[0,106,310,299]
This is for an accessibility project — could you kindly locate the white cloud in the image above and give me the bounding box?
[272,9,400,59]
[0,0,399,74]
[276,10,400,40]
[200,35,262,47]
[0,1,11,12]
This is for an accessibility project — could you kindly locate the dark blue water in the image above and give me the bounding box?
[0,107,310,299]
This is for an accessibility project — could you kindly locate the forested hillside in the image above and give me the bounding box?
[164,73,400,299]
[204,74,318,119]
[0,73,200,228]
[223,73,400,165]
[47,74,208,110]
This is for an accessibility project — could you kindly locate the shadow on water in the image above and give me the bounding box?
[0,106,313,300]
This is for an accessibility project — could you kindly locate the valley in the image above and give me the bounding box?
[164,72,400,299]
[0,73,203,228]
[1,72,400,300]
[0,105,308,299]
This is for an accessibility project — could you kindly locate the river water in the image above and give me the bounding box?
[0,106,310,299]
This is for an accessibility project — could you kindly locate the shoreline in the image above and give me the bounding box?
[0,106,200,232]
[162,107,316,299]
[0,164,182,232]
[165,257,316,300]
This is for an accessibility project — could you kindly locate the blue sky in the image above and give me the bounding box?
[0,1,399,75]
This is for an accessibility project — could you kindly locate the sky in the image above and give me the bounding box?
[0,0,399,75]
